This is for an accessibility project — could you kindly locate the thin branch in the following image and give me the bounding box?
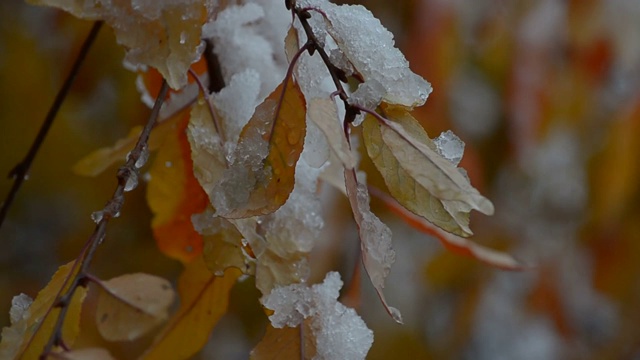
[0,21,103,231]
[37,80,170,360]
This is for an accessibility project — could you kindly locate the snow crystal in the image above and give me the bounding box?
[211,70,261,144]
[91,210,104,224]
[262,272,374,359]
[298,0,432,108]
[434,130,465,166]
[203,3,286,99]
[9,294,32,325]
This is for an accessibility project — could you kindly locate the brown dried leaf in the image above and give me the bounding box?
[344,169,402,324]
[214,76,307,218]
[250,321,316,360]
[96,273,175,342]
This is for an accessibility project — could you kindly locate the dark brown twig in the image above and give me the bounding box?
[35,80,170,360]
[0,21,103,231]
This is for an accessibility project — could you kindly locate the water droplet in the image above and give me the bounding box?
[91,211,104,224]
[143,172,152,182]
[135,144,149,168]
[179,32,187,45]
[124,172,138,192]
[165,161,173,168]
[286,150,298,166]
[287,129,301,145]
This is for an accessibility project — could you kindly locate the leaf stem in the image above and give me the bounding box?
[187,68,225,143]
[37,80,170,359]
[0,21,103,231]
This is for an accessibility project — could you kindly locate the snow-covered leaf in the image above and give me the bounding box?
[0,262,87,359]
[259,272,373,360]
[141,258,241,360]
[28,0,209,89]
[362,112,474,236]
[343,169,402,324]
[213,76,307,218]
[96,273,175,341]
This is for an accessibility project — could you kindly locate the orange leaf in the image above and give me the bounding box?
[147,114,208,263]
[214,76,307,218]
[141,258,241,360]
[250,321,316,360]
[369,186,521,270]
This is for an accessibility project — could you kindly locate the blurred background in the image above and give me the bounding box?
[2,0,640,359]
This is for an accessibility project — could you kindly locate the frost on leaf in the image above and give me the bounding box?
[258,272,373,360]
[299,0,431,109]
[344,169,402,324]
[96,273,175,341]
[362,111,478,237]
[141,258,241,360]
[370,106,494,221]
[212,76,307,218]
[28,0,208,89]
[0,262,87,359]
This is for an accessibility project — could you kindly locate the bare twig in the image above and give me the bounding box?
[35,80,170,359]
[0,21,103,231]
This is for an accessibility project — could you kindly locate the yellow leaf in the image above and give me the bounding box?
[202,215,256,276]
[0,262,87,360]
[308,98,355,169]
[141,258,241,360]
[186,98,227,199]
[250,322,316,360]
[96,273,175,342]
[55,348,116,360]
[369,106,493,218]
[214,76,307,218]
[363,112,474,236]
[73,117,177,177]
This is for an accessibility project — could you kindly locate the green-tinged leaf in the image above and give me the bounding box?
[363,112,474,236]
[140,258,241,360]
[343,169,402,324]
[371,106,494,218]
[255,250,309,296]
[308,98,355,169]
[214,76,307,218]
[250,322,316,360]
[0,262,87,360]
[96,273,175,342]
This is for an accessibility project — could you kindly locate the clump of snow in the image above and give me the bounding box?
[9,294,32,325]
[434,130,465,166]
[263,272,374,360]
[297,0,432,109]
[203,3,287,99]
